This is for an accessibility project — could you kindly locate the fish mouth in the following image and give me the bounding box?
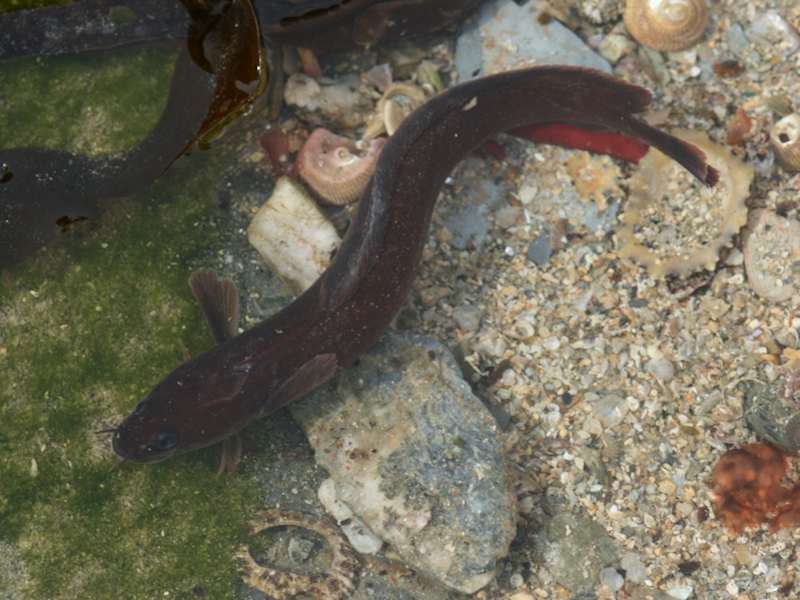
[111,428,170,464]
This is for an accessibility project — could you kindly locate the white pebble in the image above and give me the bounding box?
[667,585,693,600]
[621,552,647,584]
[600,567,624,592]
[645,357,675,381]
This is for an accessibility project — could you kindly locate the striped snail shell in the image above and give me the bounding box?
[624,0,709,52]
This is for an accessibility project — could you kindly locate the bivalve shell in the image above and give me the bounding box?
[770,113,800,172]
[624,0,709,52]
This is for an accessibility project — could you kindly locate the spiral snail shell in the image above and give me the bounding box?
[624,0,709,52]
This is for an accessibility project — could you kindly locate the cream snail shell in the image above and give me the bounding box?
[624,0,709,52]
[770,114,800,172]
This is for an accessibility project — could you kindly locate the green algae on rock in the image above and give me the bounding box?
[0,41,269,600]
[0,44,176,155]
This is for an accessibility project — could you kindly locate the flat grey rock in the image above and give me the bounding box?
[456,0,611,82]
[532,507,619,593]
[290,331,517,594]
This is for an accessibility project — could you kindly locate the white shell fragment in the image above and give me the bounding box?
[247,176,341,294]
[618,129,753,278]
[743,209,800,303]
[364,83,427,139]
[770,113,800,172]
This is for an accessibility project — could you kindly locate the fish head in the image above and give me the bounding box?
[112,354,251,464]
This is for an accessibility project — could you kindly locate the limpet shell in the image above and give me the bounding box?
[624,0,709,52]
[770,113,800,171]
[617,129,753,278]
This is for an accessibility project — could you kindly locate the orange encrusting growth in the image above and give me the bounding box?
[711,442,800,532]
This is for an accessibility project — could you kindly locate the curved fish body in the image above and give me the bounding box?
[113,66,717,465]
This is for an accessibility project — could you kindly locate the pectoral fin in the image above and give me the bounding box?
[217,434,243,476]
[189,269,240,343]
[270,353,338,410]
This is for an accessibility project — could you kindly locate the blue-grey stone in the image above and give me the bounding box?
[456,0,611,82]
[290,332,516,594]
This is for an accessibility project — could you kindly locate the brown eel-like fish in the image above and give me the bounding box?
[112,66,719,470]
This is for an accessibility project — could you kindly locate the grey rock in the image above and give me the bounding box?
[452,305,482,333]
[600,566,624,591]
[742,380,800,452]
[290,331,517,594]
[527,233,553,266]
[620,552,647,584]
[746,11,800,57]
[532,508,619,593]
[629,587,675,600]
[441,158,507,250]
[455,0,610,82]
[726,23,750,57]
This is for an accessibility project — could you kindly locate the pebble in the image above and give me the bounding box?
[645,357,675,382]
[317,478,384,555]
[746,11,800,56]
[621,552,647,584]
[441,159,507,250]
[532,507,619,593]
[247,177,341,294]
[290,332,517,594]
[452,304,482,333]
[600,566,624,592]
[598,25,636,64]
[284,73,371,129]
[589,392,628,429]
[666,585,694,600]
[527,233,553,267]
[742,380,800,452]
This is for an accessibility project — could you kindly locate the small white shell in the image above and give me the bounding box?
[770,113,800,171]
[624,0,709,52]
[364,83,427,139]
[247,177,340,294]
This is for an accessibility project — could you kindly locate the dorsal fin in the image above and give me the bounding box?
[189,269,240,343]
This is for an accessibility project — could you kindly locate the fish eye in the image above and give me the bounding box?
[151,427,178,452]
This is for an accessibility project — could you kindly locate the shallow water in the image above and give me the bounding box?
[4,1,800,599]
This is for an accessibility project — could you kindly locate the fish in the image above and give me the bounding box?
[112,66,718,471]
